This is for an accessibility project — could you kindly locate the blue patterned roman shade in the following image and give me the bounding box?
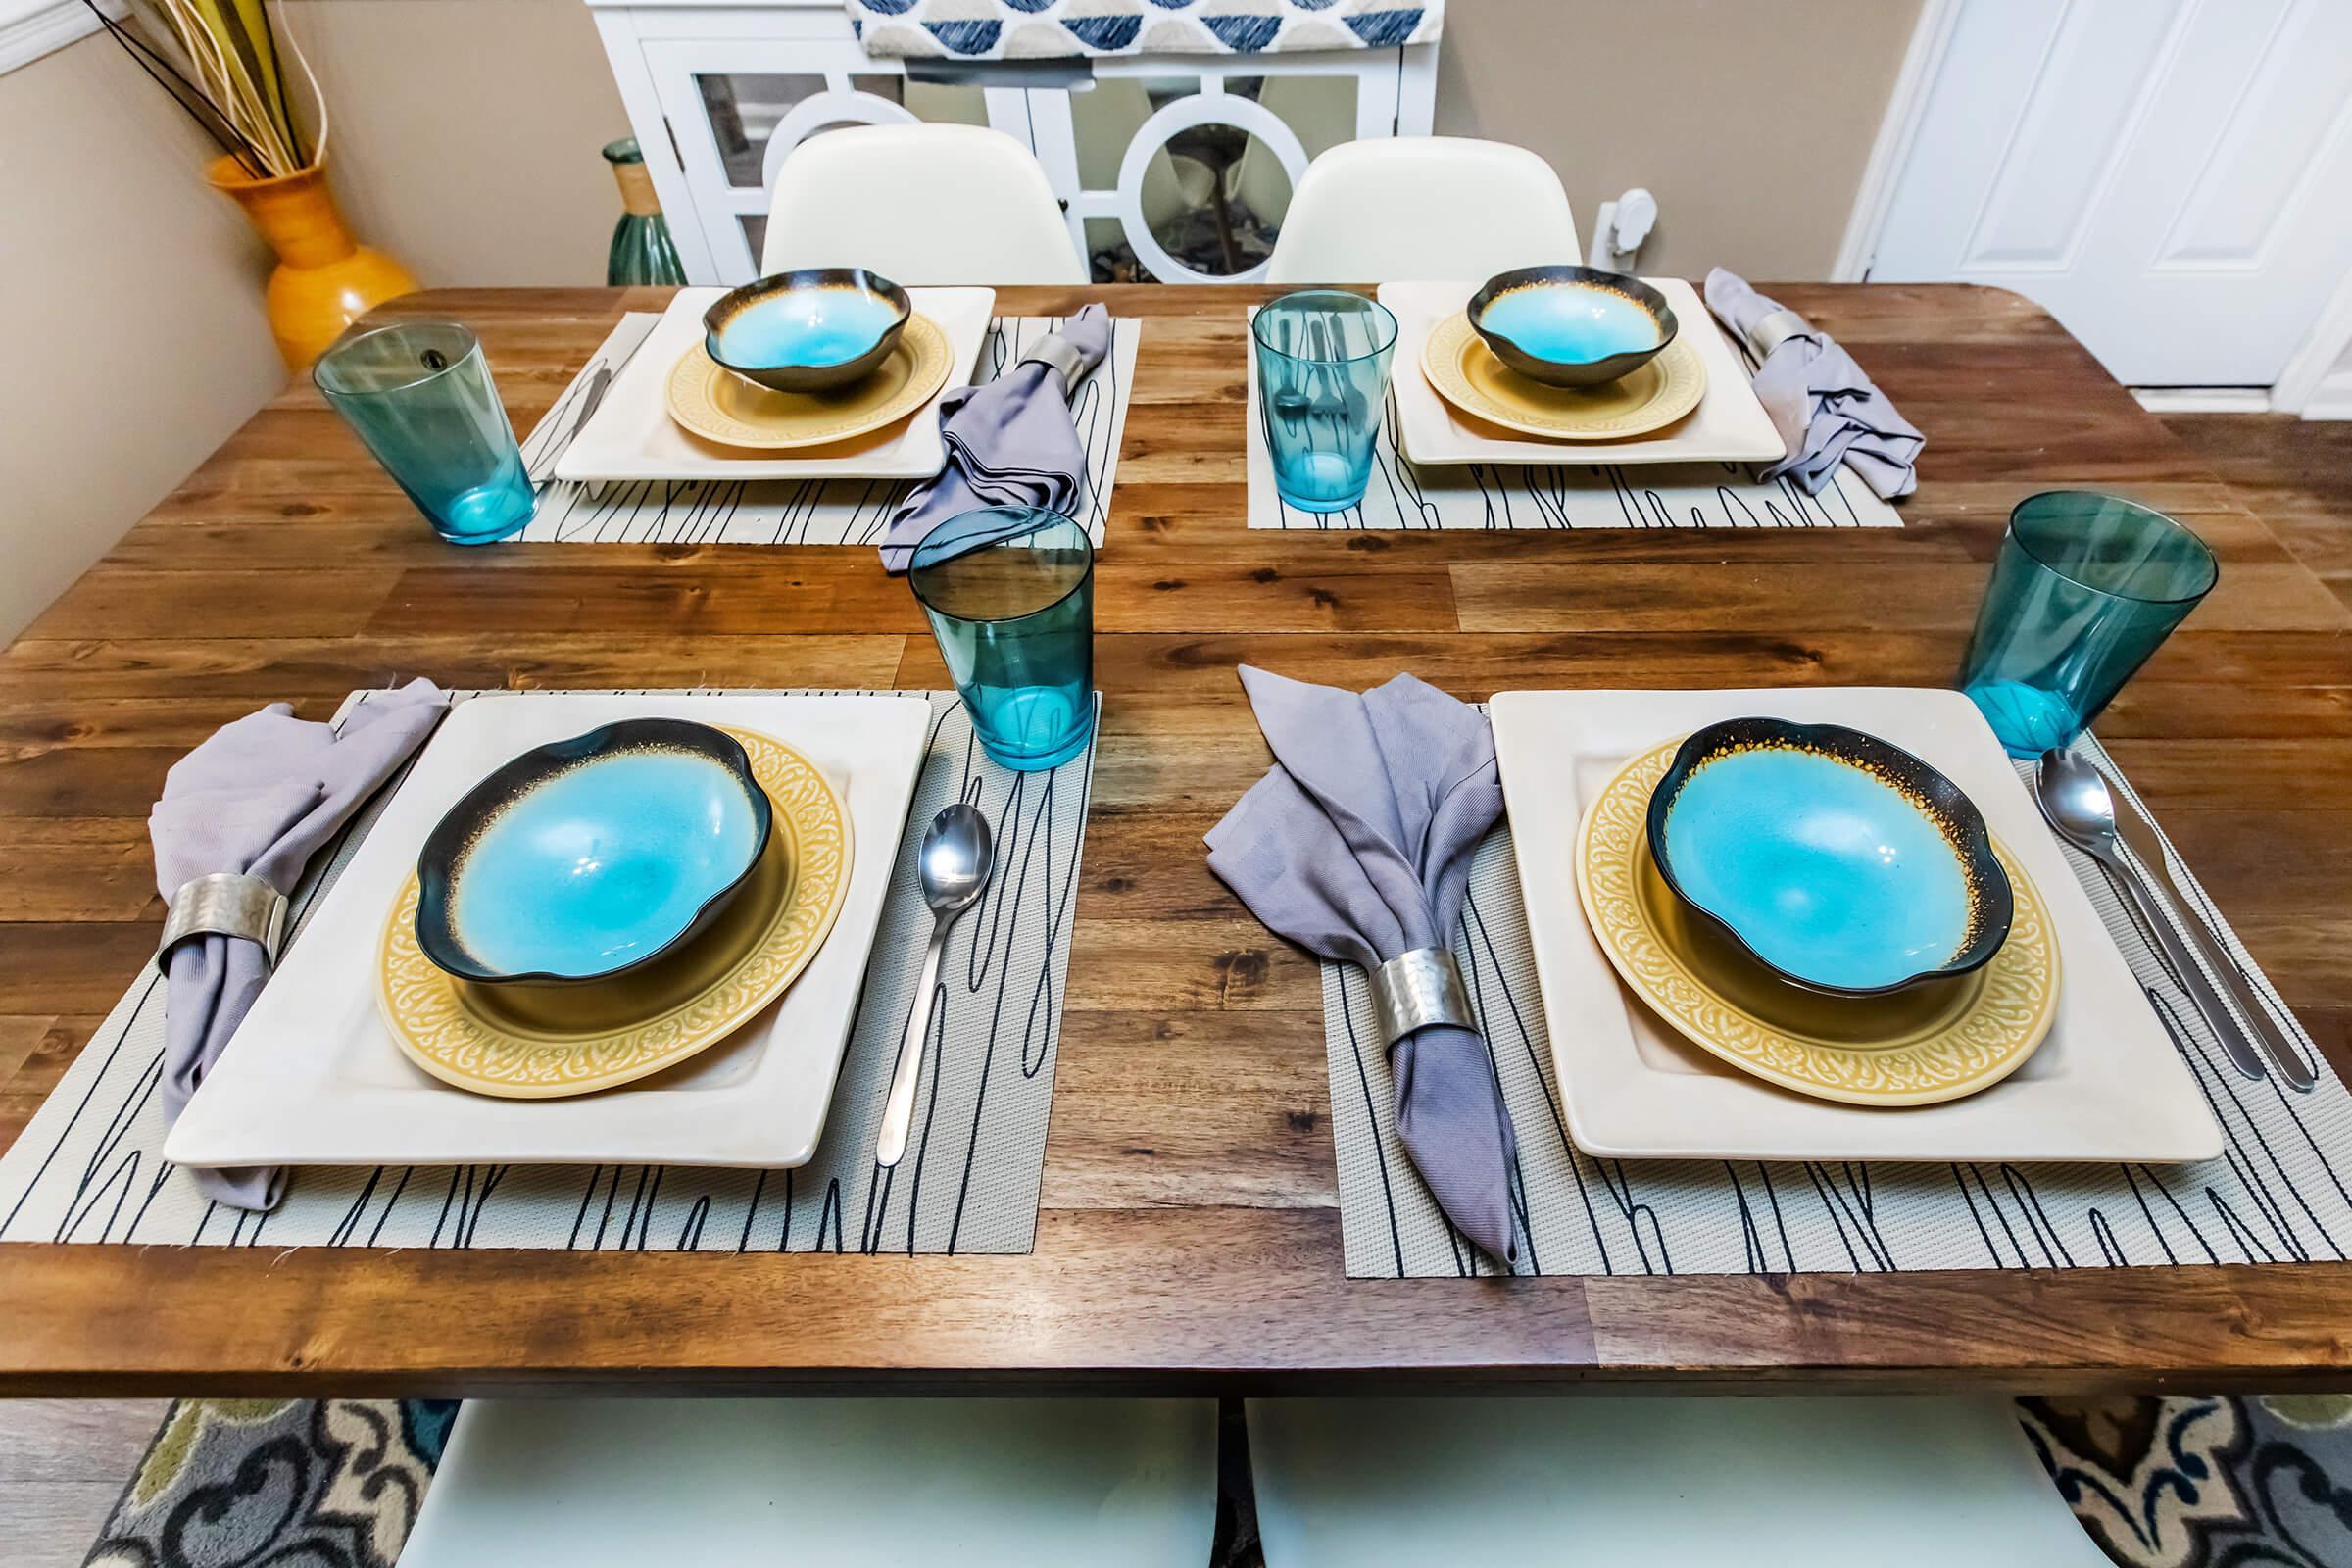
[850,0,1444,59]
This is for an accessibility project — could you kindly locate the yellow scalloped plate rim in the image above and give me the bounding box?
[376,727,852,1100]
[663,311,952,450]
[1421,310,1706,440]
[1573,739,2061,1107]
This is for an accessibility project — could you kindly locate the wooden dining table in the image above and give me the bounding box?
[2,282,2349,1397]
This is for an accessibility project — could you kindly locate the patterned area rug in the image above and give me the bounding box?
[79,1396,2346,1564]
[83,1399,454,1568]
[2026,1395,2352,1567]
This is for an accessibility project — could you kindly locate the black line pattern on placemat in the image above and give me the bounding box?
[1320,735,2352,1278]
[1270,416,1890,533]
[0,690,1096,1257]
[514,317,1128,548]
[1248,309,1899,532]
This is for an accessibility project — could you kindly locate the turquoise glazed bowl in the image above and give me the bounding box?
[703,268,911,392]
[416,719,773,988]
[1643,717,2013,998]
[1467,266,1677,389]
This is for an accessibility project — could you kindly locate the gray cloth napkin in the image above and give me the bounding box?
[879,304,1111,573]
[1205,667,1519,1264]
[149,678,448,1209]
[1704,268,1923,500]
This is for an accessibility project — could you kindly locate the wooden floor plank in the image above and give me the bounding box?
[2161,413,2352,610]
[0,1399,163,1568]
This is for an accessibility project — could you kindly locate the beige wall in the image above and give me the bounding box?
[0,0,1918,641]
[287,0,1919,286]
[0,35,285,643]
[286,0,630,287]
[1437,0,1924,279]
[0,0,630,643]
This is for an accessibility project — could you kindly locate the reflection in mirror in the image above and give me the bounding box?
[697,74,834,186]
[1077,74,1356,281]
[1147,122,1294,278]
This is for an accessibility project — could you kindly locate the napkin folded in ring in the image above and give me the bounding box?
[1205,667,1520,1264]
[149,678,449,1210]
[1703,268,1923,501]
[878,304,1111,573]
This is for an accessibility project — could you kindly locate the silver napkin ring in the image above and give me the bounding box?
[1369,947,1474,1049]
[1746,307,1813,357]
[155,872,287,975]
[1019,333,1087,395]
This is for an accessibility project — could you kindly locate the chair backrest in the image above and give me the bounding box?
[762,123,1087,285]
[1266,137,1583,284]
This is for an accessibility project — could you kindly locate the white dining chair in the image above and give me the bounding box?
[1246,1396,2109,1567]
[1264,136,1582,284]
[761,123,1087,285]
[398,1397,1216,1567]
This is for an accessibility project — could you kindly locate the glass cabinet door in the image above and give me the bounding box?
[647,41,982,281]
[637,33,1411,285]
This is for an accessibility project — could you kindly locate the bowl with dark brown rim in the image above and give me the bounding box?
[1642,716,2013,999]
[702,268,911,393]
[1467,265,1678,389]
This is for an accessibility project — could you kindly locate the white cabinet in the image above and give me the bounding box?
[585,0,1438,285]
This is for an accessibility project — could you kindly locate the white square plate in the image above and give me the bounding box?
[554,286,996,483]
[1488,686,2223,1163]
[165,692,932,1170]
[1378,278,1788,467]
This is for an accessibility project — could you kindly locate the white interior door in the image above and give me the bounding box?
[1868,0,2352,386]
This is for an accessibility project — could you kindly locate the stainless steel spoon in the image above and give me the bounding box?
[2034,749,2267,1083]
[874,803,995,1168]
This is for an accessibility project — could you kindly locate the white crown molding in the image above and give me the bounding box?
[0,0,124,78]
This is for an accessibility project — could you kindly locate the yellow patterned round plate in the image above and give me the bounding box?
[376,728,853,1099]
[1573,740,2060,1106]
[664,311,952,450]
[1421,310,1706,440]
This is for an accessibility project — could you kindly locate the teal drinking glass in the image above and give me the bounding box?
[1959,492,2218,757]
[314,320,536,545]
[1252,290,1397,513]
[908,508,1096,772]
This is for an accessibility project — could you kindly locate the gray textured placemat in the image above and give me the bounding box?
[1326,733,2348,1277]
[0,687,1096,1254]
[512,315,1136,548]
[1244,311,1902,531]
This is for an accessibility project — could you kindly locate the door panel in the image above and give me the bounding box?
[1871,0,2352,384]
[2154,4,2352,270]
[1957,0,2182,271]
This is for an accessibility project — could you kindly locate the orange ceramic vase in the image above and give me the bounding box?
[207,153,418,369]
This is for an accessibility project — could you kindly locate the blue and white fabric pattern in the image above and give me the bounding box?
[849,0,1443,60]
[2023,1394,2352,1568]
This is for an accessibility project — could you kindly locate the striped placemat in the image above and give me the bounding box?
[1243,314,1901,531]
[513,315,1137,548]
[1325,733,2347,1277]
[0,687,1097,1254]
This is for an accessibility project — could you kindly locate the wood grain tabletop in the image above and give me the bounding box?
[1,283,2348,1397]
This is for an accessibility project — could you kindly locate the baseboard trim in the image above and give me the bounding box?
[2295,370,2352,422]
[2132,387,2274,416]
